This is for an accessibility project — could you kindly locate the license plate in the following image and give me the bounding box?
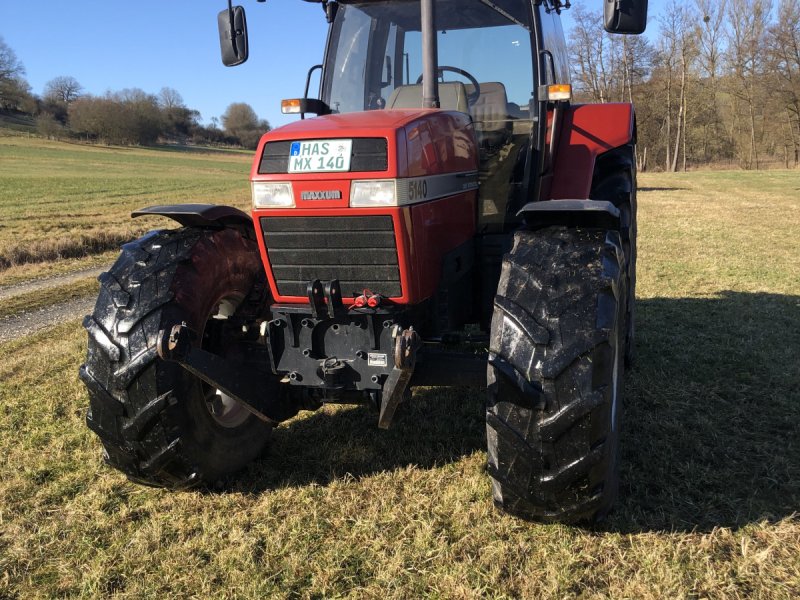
[288,139,353,173]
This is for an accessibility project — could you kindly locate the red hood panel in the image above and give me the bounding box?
[250,109,479,306]
[265,109,438,139]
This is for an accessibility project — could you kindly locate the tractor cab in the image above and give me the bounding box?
[317,0,539,232]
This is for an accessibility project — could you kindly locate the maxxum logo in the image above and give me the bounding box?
[300,190,342,201]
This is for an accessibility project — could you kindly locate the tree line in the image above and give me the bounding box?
[0,37,270,149]
[569,0,800,171]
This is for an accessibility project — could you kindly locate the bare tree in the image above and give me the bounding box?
[0,36,33,111]
[656,2,699,172]
[767,0,800,166]
[158,87,200,139]
[726,0,774,169]
[569,5,610,102]
[562,0,800,170]
[0,36,24,81]
[696,0,727,83]
[690,0,729,162]
[43,76,83,104]
[657,4,679,170]
[158,87,185,110]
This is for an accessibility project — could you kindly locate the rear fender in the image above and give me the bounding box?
[132,204,254,238]
[517,200,620,230]
[549,103,635,200]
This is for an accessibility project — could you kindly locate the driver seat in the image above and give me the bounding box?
[466,81,512,150]
[386,82,470,113]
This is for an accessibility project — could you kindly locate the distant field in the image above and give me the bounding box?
[0,134,251,283]
[0,137,799,597]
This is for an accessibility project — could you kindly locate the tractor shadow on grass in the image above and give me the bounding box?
[224,384,487,493]
[221,291,799,533]
[608,291,800,533]
[638,186,690,192]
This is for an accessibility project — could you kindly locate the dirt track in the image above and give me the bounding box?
[0,267,104,301]
[0,268,103,344]
[0,297,95,343]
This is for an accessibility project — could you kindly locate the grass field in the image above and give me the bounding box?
[0,133,251,283]
[0,135,798,598]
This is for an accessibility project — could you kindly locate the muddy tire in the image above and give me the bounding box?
[591,145,637,366]
[79,227,272,489]
[486,226,626,523]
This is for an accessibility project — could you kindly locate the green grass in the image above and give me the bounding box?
[0,136,252,274]
[1,164,799,597]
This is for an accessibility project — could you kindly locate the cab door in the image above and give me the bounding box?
[533,3,571,201]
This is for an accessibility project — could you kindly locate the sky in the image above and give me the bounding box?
[0,0,667,130]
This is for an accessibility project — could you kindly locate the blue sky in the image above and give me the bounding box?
[0,1,666,129]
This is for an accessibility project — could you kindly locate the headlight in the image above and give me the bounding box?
[350,180,397,207]
[252,182,294,208]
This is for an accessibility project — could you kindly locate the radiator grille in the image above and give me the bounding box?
[261,216,401,298]
[259,138,388,174]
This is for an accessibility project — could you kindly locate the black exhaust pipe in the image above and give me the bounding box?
[421,0,440,108]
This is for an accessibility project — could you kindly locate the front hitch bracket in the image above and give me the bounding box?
[378,327,422,429]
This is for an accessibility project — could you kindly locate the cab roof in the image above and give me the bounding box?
[337,0,530,31]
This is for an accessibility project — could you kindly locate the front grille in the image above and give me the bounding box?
[261,216,401,298]
[259,138,388,174]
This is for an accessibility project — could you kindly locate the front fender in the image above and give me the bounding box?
[517,200,621,230]
[132,204,254,237]
[550,103,635,200]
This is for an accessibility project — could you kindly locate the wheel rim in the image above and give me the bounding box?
[202,296,251,429]
[204,387,250,428]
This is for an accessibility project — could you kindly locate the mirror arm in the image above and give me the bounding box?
[304,65,323,99]
[227,0,238,56]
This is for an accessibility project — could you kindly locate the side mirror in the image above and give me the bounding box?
[218,4,249,66]
[604,0,648,35]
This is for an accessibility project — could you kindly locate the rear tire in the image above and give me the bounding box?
[486,226,626,523]
[80,227,272,489]
[591,145,637,366]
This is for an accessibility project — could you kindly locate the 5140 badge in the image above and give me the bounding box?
[288,139,353,173]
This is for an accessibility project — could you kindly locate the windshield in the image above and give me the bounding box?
[323,0,535,115]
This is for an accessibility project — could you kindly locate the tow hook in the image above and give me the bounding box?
[378,327,421,429]
[319,357,347,397]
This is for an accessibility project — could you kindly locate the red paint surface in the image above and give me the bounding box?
[250,110,478,305]
[549,103,635,200]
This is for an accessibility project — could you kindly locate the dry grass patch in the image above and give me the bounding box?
[0,251,117,288]
[0,169,798,598]
[0,230,138,271]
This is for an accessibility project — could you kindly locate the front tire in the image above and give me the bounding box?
[486,226,626,523]
[80,227,272,489]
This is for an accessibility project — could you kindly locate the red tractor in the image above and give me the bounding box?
[80,0,648,523]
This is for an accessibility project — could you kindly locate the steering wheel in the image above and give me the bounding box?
[416,66,481,105]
